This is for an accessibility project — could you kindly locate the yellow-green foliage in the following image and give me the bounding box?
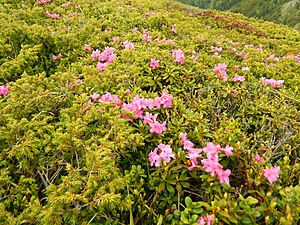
[0,0,299,224]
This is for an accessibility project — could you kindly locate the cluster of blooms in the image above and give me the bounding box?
[155,38,175,45]
[180,134,233,185]
[263,166,280,184]
[267,54,280,62]
[210,46,222,57]
[86,90,172,134]
[112,37,120,43]
[52,54,62,60]
[46,11,60,19]
[172,49,185,64]
[150,59,159,69]
[171,24,177,33]
[259,77,284,89]
[229,40,239,46]
[68,12,80,17]
[148,144,175,167]
[197,214,214,225]
[233,74,245,82]
[0,86,9,96]
[144,12,156,16]
[62,2,71,8]
[91,47,117,72]
[213,63,227,81]
[34,0,51,5]
[123,40,135,49]
[141,29,152,42]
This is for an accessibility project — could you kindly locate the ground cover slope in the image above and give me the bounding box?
[0,0,300,224]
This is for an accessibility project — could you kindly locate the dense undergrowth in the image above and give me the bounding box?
[0,0,299,224]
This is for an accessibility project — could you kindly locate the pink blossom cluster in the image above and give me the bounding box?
[52,54,62,60]
[34,0,51,6]
[259,77,284,89]
[121,90,172,134]
[0,86,9,96]
[172,49,185,64]
[123,40,135,49]
[150,59,159,69]
[148,144,175,167]
[197,214,214,225]
[86,92,121,109]
[233,75,245,82]
[229,40,239,46]
[213,63,227,81]
[144,12,156,16]
[180,133,203,170]
[155,38,175,45]
[211,46,222,57]
[263,166,280,184]
[68,12,80,17]
[46,11,60,19]
[84,44,92,52]
[180,134,233,185]
[62,2,71,8]
[112,37,120,43]
[91,47,117,72]
[171,24,177,33]
[267,54,280,62]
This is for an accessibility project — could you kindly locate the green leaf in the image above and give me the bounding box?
[246,196,258,205]
[185,196,192,207]
[173,209,181,218]
[156,214,163,225]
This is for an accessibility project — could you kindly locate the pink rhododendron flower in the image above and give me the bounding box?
[260,78,284,89]
[84,44,92,52]
[149,121,166,134]
[68,12,80,17]
[217,169,231,185]
[99,92,121,106]
[34,0,51,6]
[142,34,152,42]
[62,2,70,8]
[255,154,263,163]
[150,59,159,69]
[197,214,214,225]
[263,166,280,184]
[143,112,158,125]
[0,86,9,96]
[97,62,108,71]
[213,63,227,81]
[229,40,239,46]
[112,37,120,43]
[148,144,174,167]
[46,11,60,19]
[172,49,185,64]
[154,89,173,108]
[131,27,138,33]
[123,40,134,49]
[233,75,245,82]
[171,27,177,33]
[90,93,100,100]
[53,54,62,60]
[220,145,233,156]
[232,89,238,94]
[75,5,81,9]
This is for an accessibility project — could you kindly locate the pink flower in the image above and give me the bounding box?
[148,148,162,167]
[34,0,51,6]
[61,2,70,8]
[142,34,152,42]
[241,67,250,71]
[197,214,214,225]
[232,89,238,94]
[218,169,231,185]
[255,154,263,163]
[171,27,177,33]
[149,121,167,134]
[53,54,62,60]
[75,5,81,9]
[112,37,120,43]
[46,11,60,19]
[172,49,185,64]
[99,92,121,106]
[97,62,108,71]
[123,40,134,49]
[213,63,227,81]
[260,78,284,89]
[131,27,138,33]
[263,166,280,184]
[0,86,9,96]
[148,144,174,167]
[143,112,158,125]
[150,59,159,69]
[233,75,245,82]
[84,44,92,52]
[90,93,100,100]
[220,145,233,156]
